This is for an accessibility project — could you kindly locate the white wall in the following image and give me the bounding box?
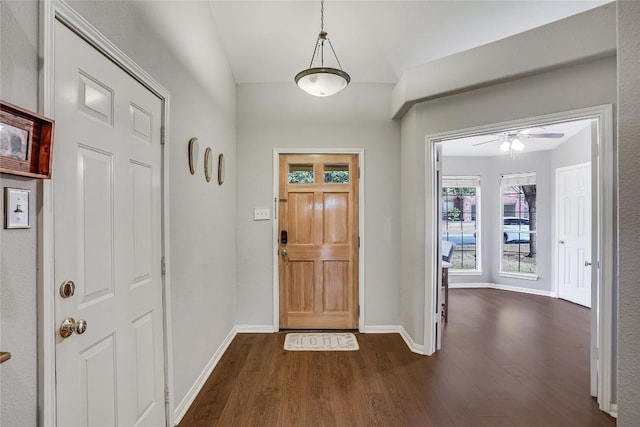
[617,1,640,424]
[1,0,238,422]
[236,83,401,328]
[0,1,40,425]
[400,56,617,347]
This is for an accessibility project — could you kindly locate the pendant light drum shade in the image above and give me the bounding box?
[295,67,350,97]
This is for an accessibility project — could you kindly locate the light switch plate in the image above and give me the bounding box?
[4,187,30,229]
[253,207,271,221]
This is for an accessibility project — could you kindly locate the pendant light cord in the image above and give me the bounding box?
[321,0,324,32]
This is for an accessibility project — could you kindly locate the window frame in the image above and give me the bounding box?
[499,173,538,279]
[441,175,482,274]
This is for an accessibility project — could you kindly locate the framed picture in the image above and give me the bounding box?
[4,187,30,229]
[0,101,54,179]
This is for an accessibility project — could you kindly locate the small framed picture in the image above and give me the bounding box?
[0,101,55,179]
[4,187,30,229]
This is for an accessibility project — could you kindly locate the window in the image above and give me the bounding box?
[324,164,349,183]
[500,173,536,276]
[441,176,480,271]
[288,164,314,183]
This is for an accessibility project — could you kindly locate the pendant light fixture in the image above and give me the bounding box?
[295,0,350,97]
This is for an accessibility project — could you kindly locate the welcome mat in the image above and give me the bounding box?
[284,332,359,351]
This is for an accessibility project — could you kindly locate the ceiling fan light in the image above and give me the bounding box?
[500,141,511,152]
[511,138,524,151]
[295,67,350,97]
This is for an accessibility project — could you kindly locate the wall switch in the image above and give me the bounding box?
[253,207,271,221]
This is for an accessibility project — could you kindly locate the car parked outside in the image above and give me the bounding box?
[503,217,530,243]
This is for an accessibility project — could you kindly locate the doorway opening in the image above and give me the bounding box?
[425,105,615,415]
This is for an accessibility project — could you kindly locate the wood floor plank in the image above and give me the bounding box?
[178,289,616,426]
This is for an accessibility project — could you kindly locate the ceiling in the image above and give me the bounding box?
[208,0,611,84]
[440,119,593,157]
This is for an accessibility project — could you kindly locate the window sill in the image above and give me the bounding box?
[499,272,539,281]
[450,270,482,276]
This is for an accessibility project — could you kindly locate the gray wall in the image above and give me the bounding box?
[617,1,640,425]
[443,127,591,290]
[236,83,401,328]
[1,0,238,422]
[400,56,617,347]
[0,1,41,426]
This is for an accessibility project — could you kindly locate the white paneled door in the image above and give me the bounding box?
[557,163,592,307]
[54,21,166,426]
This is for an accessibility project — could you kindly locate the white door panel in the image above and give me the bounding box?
[557,163,591,307]
[54,21,165,427]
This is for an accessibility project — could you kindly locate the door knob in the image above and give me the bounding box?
[585,260,592,267]
[59,317,88,338]
[559,240,565,244]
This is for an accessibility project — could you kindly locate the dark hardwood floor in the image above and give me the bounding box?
[178,289,616,426]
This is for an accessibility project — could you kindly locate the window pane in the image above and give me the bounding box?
[289,164,314,184]
[441,185,478,270]
[324,164,349,183]
[502,242,536,273]
[501,179,536,274]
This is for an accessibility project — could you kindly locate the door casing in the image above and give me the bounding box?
[272,148,365,332]
[39,2,175,425]
[425,105,615,415]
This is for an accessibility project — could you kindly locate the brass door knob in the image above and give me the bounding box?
[59,318,88,338]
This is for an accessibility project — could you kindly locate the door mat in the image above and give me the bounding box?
[284,332,359,351]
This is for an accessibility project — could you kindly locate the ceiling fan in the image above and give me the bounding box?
[472,129,565,156]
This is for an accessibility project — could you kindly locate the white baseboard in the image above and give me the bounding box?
[173,326,237,425]
[399,326,426,355]
[450,282,555,298]
[235,325,277,333]
[491,283,556,297]
[361,325,401,333]
[449,282,492,289]
[609,403,617,418]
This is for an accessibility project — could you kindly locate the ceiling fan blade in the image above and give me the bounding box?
[472,137,500,146]
[522,132,564,138]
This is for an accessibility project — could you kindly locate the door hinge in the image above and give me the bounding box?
[164,384,170,404]
[358,236,360,248]
[358,305,360,316]
[160,126,166,145]
[161,256,166,276]
[358,167,360,179]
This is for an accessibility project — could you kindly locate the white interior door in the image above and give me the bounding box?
[53,21,165,426]
[557,163,592,307]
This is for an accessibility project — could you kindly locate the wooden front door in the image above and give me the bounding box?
[279,154,359,329]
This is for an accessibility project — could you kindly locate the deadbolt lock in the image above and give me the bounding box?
[59,280,76,298]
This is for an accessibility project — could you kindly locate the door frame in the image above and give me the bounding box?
[272,148,365,332]
[38,2,175,425]
[554,161,592,304]
[425,104,614,414]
